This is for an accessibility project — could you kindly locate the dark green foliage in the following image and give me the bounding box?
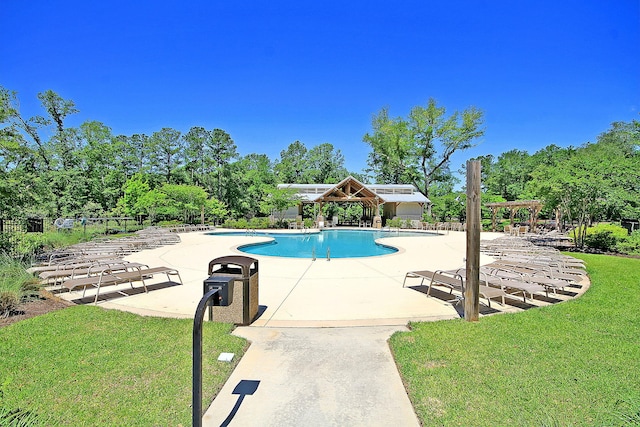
[616,230,640,255]
[0,255,42,318]
[585,224,631,252]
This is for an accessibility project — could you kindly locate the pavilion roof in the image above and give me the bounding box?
[277,176,430,205]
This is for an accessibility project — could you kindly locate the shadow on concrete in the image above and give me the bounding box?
[407,285,502,317]
[69,281,182,304]
[219,379,261,427]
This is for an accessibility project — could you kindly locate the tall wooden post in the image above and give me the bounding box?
[465,160,481,321]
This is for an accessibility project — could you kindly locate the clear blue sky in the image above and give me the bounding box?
[2,1,639,177]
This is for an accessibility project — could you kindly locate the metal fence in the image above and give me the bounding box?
[0,218,44,234]
[0,218,45,256]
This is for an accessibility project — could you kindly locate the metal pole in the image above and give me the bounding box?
[465,160,481,321]
[193,288,220,427]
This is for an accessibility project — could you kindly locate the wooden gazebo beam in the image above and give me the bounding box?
[485,200,543,230]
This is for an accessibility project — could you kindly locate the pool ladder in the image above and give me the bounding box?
[311,246,330,261]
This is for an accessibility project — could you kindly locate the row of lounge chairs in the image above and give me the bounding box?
[403,236,587,310]
[32,227,181,267]
[421,222,465,232]
[162,224,216,233]
[61,263,182,304]
[29,227,185,304]
[403,269,512,308]
[35,259,183,304]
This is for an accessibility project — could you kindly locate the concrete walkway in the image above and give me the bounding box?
[56,229,582,426]
[203,326,419,426]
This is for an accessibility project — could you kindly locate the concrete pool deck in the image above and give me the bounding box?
[80,229,512,325]
[56,229,587,426]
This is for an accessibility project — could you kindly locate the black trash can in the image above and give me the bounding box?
[207,255,259,325]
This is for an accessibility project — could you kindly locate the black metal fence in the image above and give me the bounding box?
[0,218,44,234]
[0,218,45,256]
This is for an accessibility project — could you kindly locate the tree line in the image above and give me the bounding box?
[0,86,356,223]
[478,121,640,245]
[2,85,638,242]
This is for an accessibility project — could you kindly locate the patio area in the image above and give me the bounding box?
[55,229,584,326]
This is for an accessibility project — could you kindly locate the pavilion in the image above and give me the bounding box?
[277,176,430,227]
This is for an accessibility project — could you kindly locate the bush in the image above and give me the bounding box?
[386,218,402,228]
[616,230,640,255]
[0,229,96,262]
[0,291,20,319]
[247,217,270,229]
[222,218,249,229]
[584,223,629,252]
[0,255,42,318]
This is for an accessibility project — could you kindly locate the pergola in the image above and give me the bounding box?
[485,200,543,232]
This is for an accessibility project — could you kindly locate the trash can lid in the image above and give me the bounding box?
[209,255,257,267]
[208,255,258,275]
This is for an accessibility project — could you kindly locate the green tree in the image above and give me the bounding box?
[116,173,151,218]
[531,144,612,246]
[594,120,640,220]
[137,189,167,225]
[127,133,151,175]
[260,186,300,223]
[363,108,411,184]
[183,126,209,186]
[485,149,533,201]
[306,143,348,183]
[242,154,276,216]
[148,128,183,184]
[9,89,82,217]
[364,98,484,201]
[209,129,238,200]
[274,140,308,183]
[78,121,126,212]
[205,196,228,224]
[159,184,209,224]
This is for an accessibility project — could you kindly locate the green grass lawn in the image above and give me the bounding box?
[0,306,247,426]
[390,253,640,426]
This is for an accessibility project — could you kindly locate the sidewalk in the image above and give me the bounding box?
[202,326,420,427]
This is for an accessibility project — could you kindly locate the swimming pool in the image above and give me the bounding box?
[210,229,431,258]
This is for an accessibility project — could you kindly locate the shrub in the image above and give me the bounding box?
[222,218,250,229]
[247,217,269,229]
[616,230,640,255]
[386,218,402,228]
[0,291,20,319]
[0,255,42,318]
[584,223,629,252]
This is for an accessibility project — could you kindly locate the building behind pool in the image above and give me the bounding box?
[277,176,430,227]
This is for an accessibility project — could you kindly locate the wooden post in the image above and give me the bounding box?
[465,160,481,321]
[491,206,497,232]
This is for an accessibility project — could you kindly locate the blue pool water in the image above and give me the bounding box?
[209,229,430,258]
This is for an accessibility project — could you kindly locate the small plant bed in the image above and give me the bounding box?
[390,253,640,426]
[0,291,72,328]
[0,306,247,426]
